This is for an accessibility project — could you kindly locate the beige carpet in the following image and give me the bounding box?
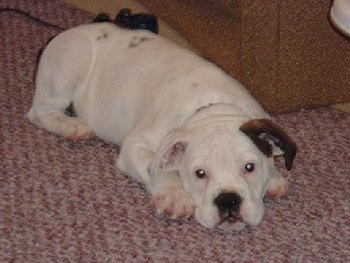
[332,103,350,113]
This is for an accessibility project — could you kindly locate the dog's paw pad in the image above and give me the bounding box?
[152,189,195,219]
[55,116,94,141]
[67,129,94,141]
[266,176,289,198]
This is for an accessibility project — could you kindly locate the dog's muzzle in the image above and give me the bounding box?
[214,192,243,223]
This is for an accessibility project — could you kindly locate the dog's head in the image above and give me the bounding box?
[150,116,297,229]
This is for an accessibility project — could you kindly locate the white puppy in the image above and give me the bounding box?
[28,23,297,230]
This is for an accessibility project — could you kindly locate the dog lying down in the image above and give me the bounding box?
[28,22,297,231]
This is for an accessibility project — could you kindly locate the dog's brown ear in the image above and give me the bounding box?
[240,119,297,171]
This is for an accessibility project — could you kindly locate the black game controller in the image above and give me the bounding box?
[93,8,159,34]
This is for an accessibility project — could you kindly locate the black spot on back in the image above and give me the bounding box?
[97,30,110,41]
[129,36,153,48]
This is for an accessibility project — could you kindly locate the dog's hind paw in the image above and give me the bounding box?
[51,114,94,141]
[66,127,94,141]
[29,111,94,141]
[152,185,195,219]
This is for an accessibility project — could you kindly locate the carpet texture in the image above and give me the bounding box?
[1,0,349,262]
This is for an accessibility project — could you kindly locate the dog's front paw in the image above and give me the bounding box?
[152,185,195,219]
[266,174,289,198]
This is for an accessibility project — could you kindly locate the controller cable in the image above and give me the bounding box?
[0,7,159,33]
[0,8,66,31]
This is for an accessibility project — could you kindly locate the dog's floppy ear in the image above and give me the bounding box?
[159,141,187,171]
[240,119,297,171]
[149,129,188,176]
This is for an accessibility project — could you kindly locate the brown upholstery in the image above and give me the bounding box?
[139,0,350,113]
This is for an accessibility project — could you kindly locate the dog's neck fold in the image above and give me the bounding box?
[193,103,248,119]
[183,103,250,132]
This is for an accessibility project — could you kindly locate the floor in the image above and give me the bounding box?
[64,0,350,114]
[332,103,350,113]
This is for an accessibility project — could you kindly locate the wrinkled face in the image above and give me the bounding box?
[152,118,297,229]
[178,129,270,229]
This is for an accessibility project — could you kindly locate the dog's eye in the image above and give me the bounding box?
[244,163,255,173]
[195,169,206,179]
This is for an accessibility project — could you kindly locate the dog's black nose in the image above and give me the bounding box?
[214,192,242,215]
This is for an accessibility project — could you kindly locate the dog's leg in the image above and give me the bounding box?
[117,144,154,186]
[266,160,289,198]
[28,33,94,141]
[151,172,195,219]
[117,138,195,219]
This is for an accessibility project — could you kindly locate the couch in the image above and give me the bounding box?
[138,0,350,113]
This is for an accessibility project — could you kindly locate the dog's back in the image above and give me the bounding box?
[29,23,267,143]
